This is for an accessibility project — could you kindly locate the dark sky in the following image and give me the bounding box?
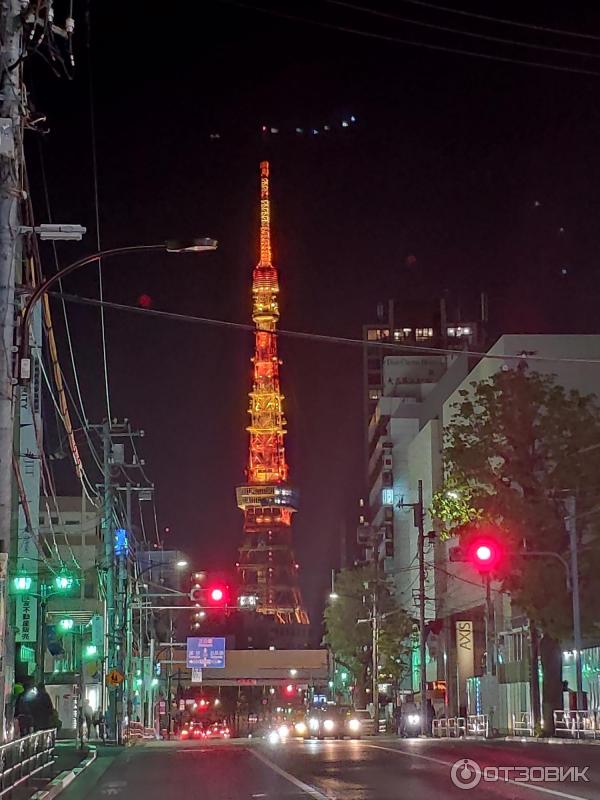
[27,1,600,633]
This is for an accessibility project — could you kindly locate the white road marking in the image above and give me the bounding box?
[367,744,590,800]
[249,748,330,800]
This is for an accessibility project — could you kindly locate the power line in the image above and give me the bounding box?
[36,141,89,427]
[324,0,600,60]
[218,0,600,78]
[396,0,600,43]
[86,1,111,423]
[52,290,600,367]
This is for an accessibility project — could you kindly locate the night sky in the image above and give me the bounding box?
[27,1,600,636]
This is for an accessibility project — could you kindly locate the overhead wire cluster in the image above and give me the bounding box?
[220,0,600,78]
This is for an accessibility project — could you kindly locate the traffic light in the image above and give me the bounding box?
[188,577,230,611]
[467,537,502,572]
[284,684,295,697]
[59,618,74,632]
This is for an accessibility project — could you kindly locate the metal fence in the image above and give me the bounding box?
[554,710,600,739]
[511,711,533,736]
[0,729,55,797]
[432,716,481,738]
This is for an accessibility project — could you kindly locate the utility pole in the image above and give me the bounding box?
[102,420,117,740]
[0,0,24,735]
[566,497,583,710]
[398,480,428,735]
[416,480,427,735]
[371,584,378,735]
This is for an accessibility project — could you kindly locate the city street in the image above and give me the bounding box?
[58,738,600,800]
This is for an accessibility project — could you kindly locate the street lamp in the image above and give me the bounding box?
[18,238,217,381]
[12,569,78,683]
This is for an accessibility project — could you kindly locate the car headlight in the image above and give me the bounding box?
[295,722,307,735]
[278,725,289,739]
[348,719,361,732]
[323,719,335,732]
[309,718,319,731]
[407,714,420,726]
[268,731,280,745]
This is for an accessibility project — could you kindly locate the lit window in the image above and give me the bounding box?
[447,327,456,337]
[369,389,381,400]
[394,328,412,339]
[367,329,390,341]
[415,328,433,340]
[382,488,394,505]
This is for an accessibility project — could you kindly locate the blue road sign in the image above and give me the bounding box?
[186,636,226,669]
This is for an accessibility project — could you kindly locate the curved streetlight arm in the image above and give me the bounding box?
[18,239,217,380]
[520,550,571,590]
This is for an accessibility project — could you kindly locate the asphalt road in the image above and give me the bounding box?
[58,737,600,800]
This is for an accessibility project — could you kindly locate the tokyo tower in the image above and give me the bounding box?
[236,161,310,634]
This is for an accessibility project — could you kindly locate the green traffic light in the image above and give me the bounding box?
[59,618,74,631]
[13,575,32,592]
[84,644,98,658]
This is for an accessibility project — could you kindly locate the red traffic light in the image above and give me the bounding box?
[207,584,229,607]
[467,537,502,572]
[284,684,295,696]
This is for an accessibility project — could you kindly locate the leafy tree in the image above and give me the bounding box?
[323,564,412,707]
[433,366,600,734]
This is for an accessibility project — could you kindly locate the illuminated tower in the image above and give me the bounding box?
[236,161,310,634]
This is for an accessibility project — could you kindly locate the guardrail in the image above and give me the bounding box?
[511,711,533,736]
[0,729,55,797]
[554,710,599,739]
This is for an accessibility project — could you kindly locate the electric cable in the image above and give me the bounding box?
[396,0,600,43]
[52,290,600,367]
[324,0,600,60]
[218,0,600,78]
[85,1,111,423]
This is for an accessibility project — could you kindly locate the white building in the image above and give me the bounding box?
[366,335,600,727]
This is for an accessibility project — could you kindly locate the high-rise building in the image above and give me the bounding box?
[236,162,309,646]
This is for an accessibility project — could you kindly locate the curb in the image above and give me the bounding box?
[502,736,600,745]
[31,746,98,800]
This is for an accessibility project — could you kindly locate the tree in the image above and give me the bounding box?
[432,366,600,734]
[323,564,412,708]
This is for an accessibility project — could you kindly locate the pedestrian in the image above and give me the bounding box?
[14,683,33,737]
[426,699,435,736]
[95,710,106,743]
[31,683,55,731]
[82,699,94,740]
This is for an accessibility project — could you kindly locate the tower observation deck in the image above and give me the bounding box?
[236,162,310,633]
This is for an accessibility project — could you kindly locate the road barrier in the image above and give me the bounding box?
[432,716,468,738]
[554,710,599,739]
[467,714,489,737]
[0,729,55,797]
[511,711,533,736]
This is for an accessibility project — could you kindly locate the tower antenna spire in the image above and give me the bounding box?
[259,160,272,266]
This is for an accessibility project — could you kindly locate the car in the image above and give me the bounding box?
[305,707,363,739]
[352,709,376,736]
[179,722,206,740]
[204,722,231,739]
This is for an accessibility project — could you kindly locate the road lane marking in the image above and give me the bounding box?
[249,748,330,800]
[366,744,590,800]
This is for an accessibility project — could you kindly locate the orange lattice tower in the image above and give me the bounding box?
[236,162,310,632]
